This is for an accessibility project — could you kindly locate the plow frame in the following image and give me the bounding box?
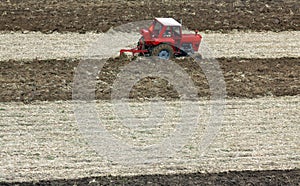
[120,47,148,56]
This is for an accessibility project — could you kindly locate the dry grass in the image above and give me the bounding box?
[0,31,299,61]
[0,96,299,182]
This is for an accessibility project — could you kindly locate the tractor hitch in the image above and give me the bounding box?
[120,48,148,56]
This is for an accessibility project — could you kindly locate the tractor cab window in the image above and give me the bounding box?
[172,26,181,37]
[150,21,163,38]
[163,26,172,37]
[148,22,154,32]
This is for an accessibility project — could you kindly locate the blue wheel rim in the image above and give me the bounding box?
[158,50,170,60]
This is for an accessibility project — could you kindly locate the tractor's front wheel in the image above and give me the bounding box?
[151,44,174,60]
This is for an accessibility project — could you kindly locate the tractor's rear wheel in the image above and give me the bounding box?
[151,44,174,60]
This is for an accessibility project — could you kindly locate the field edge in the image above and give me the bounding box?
[2,169,299,186]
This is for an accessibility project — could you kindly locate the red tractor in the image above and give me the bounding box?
[120,18,202,60]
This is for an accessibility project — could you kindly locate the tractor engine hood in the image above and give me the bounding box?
[182,33,202,40]
[182,33,202,51]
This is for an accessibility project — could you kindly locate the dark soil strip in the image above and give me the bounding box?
[1,169,299,186]
[0,57,299,102]
[0,0,299,33]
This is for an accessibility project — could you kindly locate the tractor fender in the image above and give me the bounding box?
[148,42,172,52]
[155,42,175,50]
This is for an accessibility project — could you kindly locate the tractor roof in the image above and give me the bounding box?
[155,18,181,26]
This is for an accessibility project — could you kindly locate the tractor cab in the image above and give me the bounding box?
[148,18,181,39]
[140,18,182,45]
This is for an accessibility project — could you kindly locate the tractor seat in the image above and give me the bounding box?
[163,30,171,37]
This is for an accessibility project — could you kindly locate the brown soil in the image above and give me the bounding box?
[0,57,299,102]
[0,0,299,33]
[3,169,299,186]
